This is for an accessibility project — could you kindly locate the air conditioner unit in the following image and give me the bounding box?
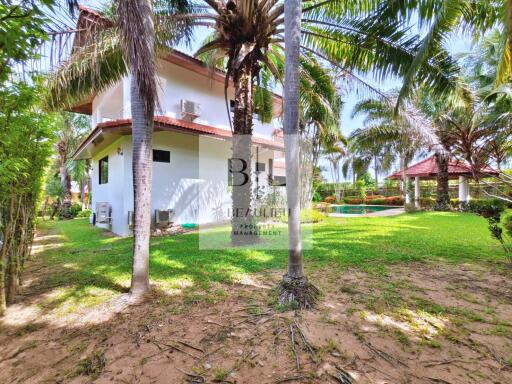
[96,202,111,223]
[181,99,201,121]
[155,209,175,226]
[128,211,134,228]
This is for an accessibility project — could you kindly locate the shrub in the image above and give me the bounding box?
[344,198,363,204]
[366,198,386,205]
[419,197,436,210]
[280,208,326,223]
[69,203,83,218]
[467,198,506,219]
[384,196,404,206]
[312,191,322,202]
[450,198,460,209]
[76,209,92,218]
[323,195,336,204]
[502,211,512,237]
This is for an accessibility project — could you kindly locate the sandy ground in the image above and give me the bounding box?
[1,232,511,383]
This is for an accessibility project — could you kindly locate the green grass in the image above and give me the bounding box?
[35,212,503,313]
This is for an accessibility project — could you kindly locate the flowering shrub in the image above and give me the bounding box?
[323,195,337,204]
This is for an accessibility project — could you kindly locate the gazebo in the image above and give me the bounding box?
[387,155,499,207]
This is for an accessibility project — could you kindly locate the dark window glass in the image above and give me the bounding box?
[268,158,273,178]
[256,162,265,172]
[229,99,235,112]
[99,156,108,184]
[153,149,170,163]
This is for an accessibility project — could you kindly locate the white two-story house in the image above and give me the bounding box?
[71,7,285,237]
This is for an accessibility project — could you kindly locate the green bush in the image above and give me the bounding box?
[69,203,83,218]
[419,197,436,210]
[280,208,326,223]
[501,210,512,237]
[76,209,92,218]
[467,198,506,219]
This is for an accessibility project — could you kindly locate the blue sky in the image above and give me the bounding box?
[81,1,475,180]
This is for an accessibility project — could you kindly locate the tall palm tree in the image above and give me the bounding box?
[277,0,318,308]
[183,0,461,245]
[116,0,158,296]
[46,1,190,296]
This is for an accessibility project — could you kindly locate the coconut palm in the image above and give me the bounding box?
[378,0,512,104]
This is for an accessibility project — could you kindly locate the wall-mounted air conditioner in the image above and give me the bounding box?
[128,211,134,228]
[96,202,111,223]
[181,99,201,121]
[155,209,175,226]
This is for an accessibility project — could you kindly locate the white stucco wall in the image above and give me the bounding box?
[90,59,279,137]
[90,137,127,235]
[90,130,280,236]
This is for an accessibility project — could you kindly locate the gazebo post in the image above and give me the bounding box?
[405,176,411,204]
[458,176,470,203]
[414,176,420,208]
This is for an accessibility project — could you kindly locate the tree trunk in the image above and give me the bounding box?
[278,0,318,309]
[81,175,86,210]
[374,156,378,188]
[130,78,154,296]
[230,59,257,245]
[435,151,451,211]
[59,154,73,219]
[399,155,405,197]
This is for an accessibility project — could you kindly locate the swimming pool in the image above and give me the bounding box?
[329,204,402,215]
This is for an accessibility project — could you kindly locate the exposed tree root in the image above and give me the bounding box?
[277,275,319,309]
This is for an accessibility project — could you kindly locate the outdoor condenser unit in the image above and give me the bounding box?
[181,99,201,121]
[128,211,134,228]
[96,202,111,224]
[155,209,175,226]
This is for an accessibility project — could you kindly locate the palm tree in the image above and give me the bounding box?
[183,0,461,244]
[54,113,89,218]
[379,0,512,104]
[46,1,191,296]
[116,0,158,296]
[278,0,318,308]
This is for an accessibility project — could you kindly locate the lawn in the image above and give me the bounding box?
[3,211,512,384]
[34,211,503,313]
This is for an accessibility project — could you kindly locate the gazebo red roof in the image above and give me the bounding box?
[387,155,498,180]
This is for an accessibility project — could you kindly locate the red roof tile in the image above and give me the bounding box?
[74,116,284,159]
[387,155,498,179]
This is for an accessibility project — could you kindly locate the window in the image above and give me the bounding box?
[153,149,170,163]
[268,159,273,178]
[229,100,235,112]
[99,156,108,184]
[256,162,265,172]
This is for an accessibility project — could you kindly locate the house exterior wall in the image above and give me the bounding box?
[90,131,280,236]
[90,59,279,137]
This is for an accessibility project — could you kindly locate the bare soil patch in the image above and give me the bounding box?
[1,234,511,383]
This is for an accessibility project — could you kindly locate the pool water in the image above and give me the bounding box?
[329,204,401,215]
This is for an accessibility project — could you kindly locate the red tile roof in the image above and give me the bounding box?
[73,116,284,159]
[387,155,498,180]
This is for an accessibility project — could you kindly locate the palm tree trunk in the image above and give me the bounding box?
[374,156,378,187]
[278,0,318,309]
[59,152,72,219]
[130,78,153,296]
[435,151,451,211]
[230,59,257,245]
